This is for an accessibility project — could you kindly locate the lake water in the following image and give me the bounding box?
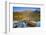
[13,21,40,28]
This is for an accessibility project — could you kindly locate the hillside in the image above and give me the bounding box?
[13,10,40,22]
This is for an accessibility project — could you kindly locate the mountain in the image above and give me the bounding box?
[13,10,40,22]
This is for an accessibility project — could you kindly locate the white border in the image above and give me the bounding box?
[7,3,45,32]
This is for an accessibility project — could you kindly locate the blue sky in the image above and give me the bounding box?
[13,7,40,12]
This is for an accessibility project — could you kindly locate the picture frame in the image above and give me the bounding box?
[6,2,45,33]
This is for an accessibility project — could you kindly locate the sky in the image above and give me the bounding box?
[13,7,40,12]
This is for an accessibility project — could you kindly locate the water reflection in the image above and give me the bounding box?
[13,21,40,28]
